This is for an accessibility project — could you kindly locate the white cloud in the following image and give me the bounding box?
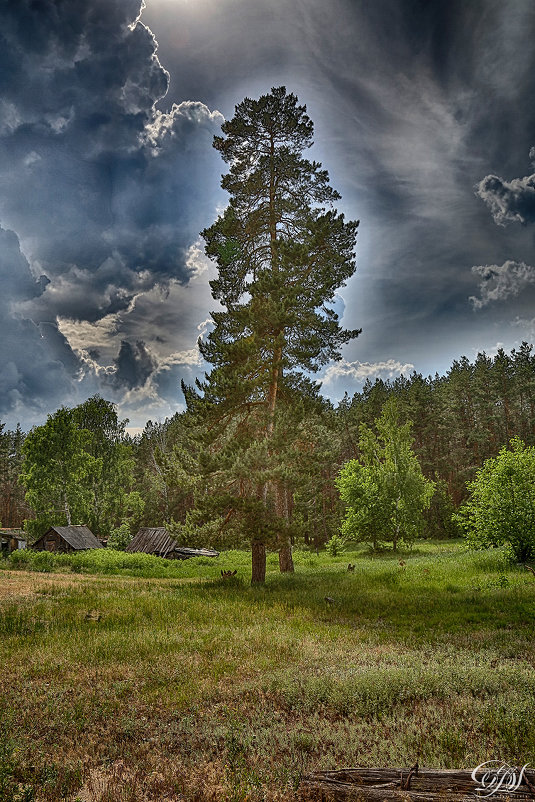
[469,341,505,360]
[144,101,224,154]
[322,358,415,386]
[186,238,212,278]
[162,348,201,368]
[58,315,119,358]
[470,260,535,309]
[197,317,213,340]
[23,151,41,168]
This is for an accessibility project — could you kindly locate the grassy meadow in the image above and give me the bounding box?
[1,541,535,801]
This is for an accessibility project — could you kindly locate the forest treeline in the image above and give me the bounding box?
[2,342,535,547]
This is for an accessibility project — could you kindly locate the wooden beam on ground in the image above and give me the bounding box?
[299,767,535,801]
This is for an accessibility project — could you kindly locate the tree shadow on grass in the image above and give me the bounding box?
[186,557,534,653]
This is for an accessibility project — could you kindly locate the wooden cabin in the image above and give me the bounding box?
[126,527,219,560]
[1,529,27,556]
[32,525,101,553]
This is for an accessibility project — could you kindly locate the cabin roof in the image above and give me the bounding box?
[126,527,219,559]
[43,525,101,550]
[0,529,26,541]
[127,527,175,556]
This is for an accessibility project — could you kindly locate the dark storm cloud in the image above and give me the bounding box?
[0,0,224,421]
[0,0,223,319]
[0,226,79,416]
[476,153,535,226]
[0,226,41,305]
[111,340,157,390]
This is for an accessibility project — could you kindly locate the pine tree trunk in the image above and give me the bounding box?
[266,346,282,438]
[251,539,266,584]
[278,485,294,572]
[278,539,294,572]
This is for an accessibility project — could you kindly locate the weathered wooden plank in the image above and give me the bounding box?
[299,767,535,801]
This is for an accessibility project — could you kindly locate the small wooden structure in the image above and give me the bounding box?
[126,527,219,560]
[1,529,27,556]
[299,766,535,800]
[32,525,101,553]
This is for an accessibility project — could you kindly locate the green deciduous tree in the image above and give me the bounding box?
[20,407,96,538]
[72,396,144,537]
[186,86,360,582]
[20,397,143,539]
[455,436,535,562]
[337,399,435,550]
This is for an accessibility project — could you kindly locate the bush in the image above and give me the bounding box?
[455,437,535,562]
[5,547,184,577]
[325,534,346,557]
[107,522,132,550]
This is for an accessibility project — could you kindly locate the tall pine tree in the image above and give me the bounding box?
[186,87,360,583]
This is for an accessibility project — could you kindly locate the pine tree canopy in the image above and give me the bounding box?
[197,86,360,418]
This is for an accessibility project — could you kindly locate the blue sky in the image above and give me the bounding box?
[1,0,534,430]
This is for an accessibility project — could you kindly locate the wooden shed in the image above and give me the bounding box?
[32,525,102,553]
[126,527,219,560]
[1,529,27,556]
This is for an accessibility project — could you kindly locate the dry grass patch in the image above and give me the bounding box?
[0,570,57,599]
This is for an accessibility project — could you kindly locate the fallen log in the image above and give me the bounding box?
[299,766,535,801]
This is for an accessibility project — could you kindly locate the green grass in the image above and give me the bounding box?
[1,541,535,800]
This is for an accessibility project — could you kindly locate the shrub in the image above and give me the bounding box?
[107,522,132,551]
[455,437,535,562]
[325,534,346,557]
[5,547,181,577]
